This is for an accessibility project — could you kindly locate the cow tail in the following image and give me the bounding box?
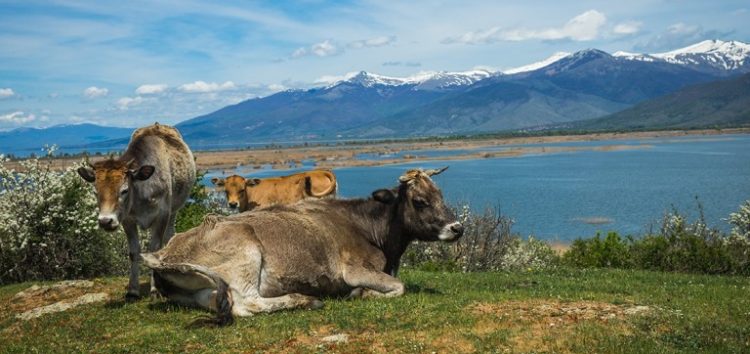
[142,253,234,328]
[185,264,235,328]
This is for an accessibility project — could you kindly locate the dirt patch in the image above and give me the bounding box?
[3,279,116,321]
[16,293,109,320]
[469,300,651,353]
[470,300,651,322]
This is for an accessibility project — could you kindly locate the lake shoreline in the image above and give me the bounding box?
[5,128,749,172]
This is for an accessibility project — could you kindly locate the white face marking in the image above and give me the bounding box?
[438,222,462,241]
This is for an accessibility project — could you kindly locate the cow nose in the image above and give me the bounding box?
[98,217,114,228]
[228,202,238,209]
[450,223,465,237]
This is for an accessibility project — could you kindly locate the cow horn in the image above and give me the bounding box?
[83,154,93,167]
[125,157,136,167]
[399,169,421,183]
[424,166,449,176]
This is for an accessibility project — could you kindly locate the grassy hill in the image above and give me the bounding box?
[572,73,750,131]
[2,268,749,353]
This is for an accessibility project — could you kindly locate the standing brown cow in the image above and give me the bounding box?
[77,123,196,299]
[211,169,337,211]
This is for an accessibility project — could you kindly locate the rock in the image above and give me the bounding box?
[16,293,109,320]
[13,280,94,300]
[320,334,349,344]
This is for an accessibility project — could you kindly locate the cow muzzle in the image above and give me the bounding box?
[228,202,239,209]
[438,222,464,242]
[98,214,120,231]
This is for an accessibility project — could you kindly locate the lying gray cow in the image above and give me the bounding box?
[77,123,196,299]
[142,167,463,326]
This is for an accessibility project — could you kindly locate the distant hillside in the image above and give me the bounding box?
[0,124,132,156]
[570,73,750,130]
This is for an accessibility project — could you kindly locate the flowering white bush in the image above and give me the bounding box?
[403,206,558,272]
[0,149,128,284]
[728,200,750,240]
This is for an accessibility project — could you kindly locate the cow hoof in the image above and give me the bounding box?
[308,299,324,310]
[124,292,140,302]
[150,289,165,301]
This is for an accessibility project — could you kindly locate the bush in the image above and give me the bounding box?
[175,170,225,233]
[563,232,632,268]
[564,202,750,275]
[403,206,559,272]
[0,149,128,284]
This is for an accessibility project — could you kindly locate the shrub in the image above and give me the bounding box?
[563,232,632,268]
[403,206,559,272]
[175,170,225,233]
[564,202,750,275]
[0,149,128,284]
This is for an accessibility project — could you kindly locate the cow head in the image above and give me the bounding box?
[211,175,260,210]
[373,167,464,242]
[77,157,155,231]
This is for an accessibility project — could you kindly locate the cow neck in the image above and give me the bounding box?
[353,195,412,274]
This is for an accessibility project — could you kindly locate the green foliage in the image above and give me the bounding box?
[564,202,750,275]
[175,170,224,233]
[564,232,632,268]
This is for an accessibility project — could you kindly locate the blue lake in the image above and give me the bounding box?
[204,134,750,242]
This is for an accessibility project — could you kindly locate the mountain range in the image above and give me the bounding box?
[2,39,749,155]
[568,72,750,131]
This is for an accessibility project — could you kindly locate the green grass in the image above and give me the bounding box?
[1,268,749,353]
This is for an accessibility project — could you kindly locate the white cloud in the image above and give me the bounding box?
[613,21,642,35]
[83,86,109,99]
[267,83,286,92]
[0,88,15,99]
[0,111,35,124]
[444,10,607,44]
[177,81,236,93]
[116,96,144,110]
[291,39,339,58]
[135,84,168,95]
[291,47,308,58]
[348,36,396,49]
[311,40,337,56]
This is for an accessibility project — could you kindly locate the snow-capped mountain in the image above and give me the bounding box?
[325,40,749,91]
[615,40,750,74]
[413,70,494,90]
[333,69,494,90]
[502,52,571,74]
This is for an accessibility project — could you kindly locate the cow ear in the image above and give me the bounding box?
[372,189,396,204]
[211,177,225,186]
[77,167,96,183]
[246,178,261,187]
[132,165,155,181]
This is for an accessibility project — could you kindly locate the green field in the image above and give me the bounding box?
[1,268,749,353]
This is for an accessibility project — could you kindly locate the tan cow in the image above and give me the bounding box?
[211,169,337,211]
[77,123,196,300]
[143,167,462,326]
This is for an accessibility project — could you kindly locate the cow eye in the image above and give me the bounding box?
[120,189,128,195]
[413,198,430,209]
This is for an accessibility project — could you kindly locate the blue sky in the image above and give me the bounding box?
[0,0,748,130]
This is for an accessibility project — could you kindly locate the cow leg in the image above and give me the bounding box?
[343,266,405,298]
[231,292,323,317]
[122,220,141,300]
[148,216,170,298]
